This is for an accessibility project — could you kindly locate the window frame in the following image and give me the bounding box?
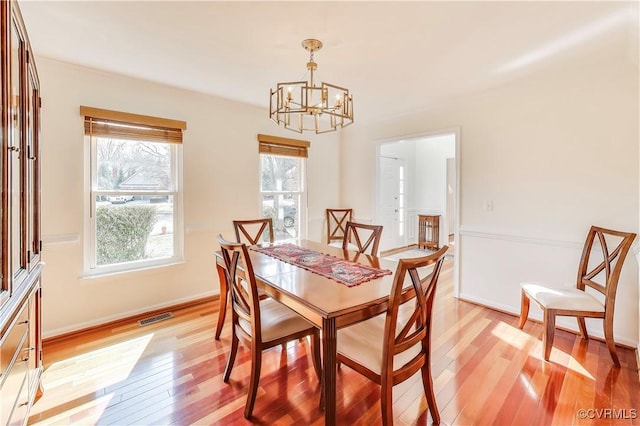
[81,107,185,277]
[257,134,309,242]
[259,155,307,241]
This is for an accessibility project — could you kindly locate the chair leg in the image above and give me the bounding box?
[421,361,440,425]
[603,316,621,368]
[577,317,589,339]
[244,347,262,418]
[215,265,228,340]
[311,330,322,381]
[223,331,238,382]
[517,290,530,329]
[380,374,394,426]
[542,309,556,361]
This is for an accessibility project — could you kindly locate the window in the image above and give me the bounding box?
[258,134,309,241]
[81,106,186,275]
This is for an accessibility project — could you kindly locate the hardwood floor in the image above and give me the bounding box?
[29,259,639,425]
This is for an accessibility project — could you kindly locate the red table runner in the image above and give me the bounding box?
[252,244,392,287]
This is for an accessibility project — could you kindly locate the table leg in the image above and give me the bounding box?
[215,263,228,340]
[321,318,337,425]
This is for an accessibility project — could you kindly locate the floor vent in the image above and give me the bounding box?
[138,312,173,326]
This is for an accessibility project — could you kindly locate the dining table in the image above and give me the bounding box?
[213,239,402,426]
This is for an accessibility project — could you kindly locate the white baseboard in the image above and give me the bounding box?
[43,290,216,339]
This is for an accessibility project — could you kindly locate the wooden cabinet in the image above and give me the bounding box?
[0,1,43,425]
[418,215,440,250]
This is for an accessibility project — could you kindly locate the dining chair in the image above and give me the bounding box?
[233,218,274,245]
[337,245,449,425]
[217,235,321,418]
[343,221,383,256]
[326,208,353,247]
[216,218,275,340]
[518,226,636,366]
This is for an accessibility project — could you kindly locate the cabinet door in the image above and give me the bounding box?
[26,57,40,267]
[0,1,5,307]
[8,12,27,290]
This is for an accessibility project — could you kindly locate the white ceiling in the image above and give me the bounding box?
[18,1,639,123]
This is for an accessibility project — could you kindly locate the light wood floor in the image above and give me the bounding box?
[29,259,640,425]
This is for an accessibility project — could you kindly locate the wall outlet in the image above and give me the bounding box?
[483,200,494,212]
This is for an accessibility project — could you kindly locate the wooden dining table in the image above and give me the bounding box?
[213,239,401,425]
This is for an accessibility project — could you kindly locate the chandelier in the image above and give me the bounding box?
[269,39,354,134]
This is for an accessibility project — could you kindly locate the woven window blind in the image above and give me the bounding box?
[80,106,186,144]
[258,133,310,158]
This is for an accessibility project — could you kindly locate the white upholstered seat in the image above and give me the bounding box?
[521,283,604,312]
[338,305,420,373]
[239,298,315,342]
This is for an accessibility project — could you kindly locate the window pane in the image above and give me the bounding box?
[95,195,174,266]
[261,194,299,241]
[260,156,301,192]
[95,138,172,191]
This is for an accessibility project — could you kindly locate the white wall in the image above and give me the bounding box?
[414,135,455,212]
[37,57,340,337]
[341,58,639,346]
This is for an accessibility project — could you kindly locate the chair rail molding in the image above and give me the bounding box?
[459,227,584,250]
[43,233,81,246]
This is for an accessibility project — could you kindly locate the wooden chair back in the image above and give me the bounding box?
[577,226,636,313]
[326,208,353,244]
[217,235,262,343]
[385,245,448,378]
[343,221,383,256]
[233,218,274,245]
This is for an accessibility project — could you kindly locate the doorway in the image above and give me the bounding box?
[375,131,458,254]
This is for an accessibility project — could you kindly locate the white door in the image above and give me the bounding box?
[379,156,406,251]
[446,157,456,241]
